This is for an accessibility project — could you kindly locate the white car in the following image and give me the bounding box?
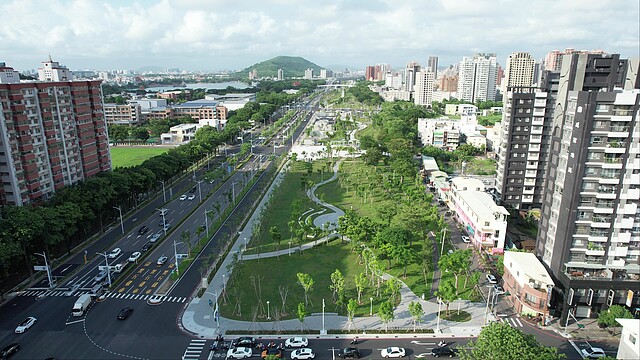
[291,348,315,359]
[15,316,37,333]
[128,252,141,262]
[65,283,81,297]
[581,347,606,359]
[381,347,405,358]
[149,233,162,243]
[493,284,506,295]
[179,195,187,201]
[226,346,252,359]
[285,337,309,348]
[157,256,168,266]
[461,235,471,243]
[486,274,497,284]
[188,194,196,200]
[108,248,122,259]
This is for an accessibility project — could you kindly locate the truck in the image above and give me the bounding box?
[72,294,92,317]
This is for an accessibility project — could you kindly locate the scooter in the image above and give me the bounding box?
[438,341,447,347]
[350,338,359,345]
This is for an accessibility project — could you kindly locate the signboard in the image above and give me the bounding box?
[33,265,47,271]
[626,290,634,307]
[586,288,594,306]
[546,285,553,307]
[607,289,615,306]
[567,288,574,305]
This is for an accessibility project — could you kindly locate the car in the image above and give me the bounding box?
[149,232,162,243]
[581,347,606,359]
[142,242,153,252]
[64,283,81,297]
[157,256,168,266]
[233,337,256,348]
[128,252,141,262]
[381,347,405,358]
[117,307,133,320]
[14,317,37,333]
[188,194,196,200]
[94,270,107,283]
[179,195,187,201]
[226,347,252,359]
[261,348,283,359]
[107,248,122,259]
[431,346,459,357]
[486,274,497,284]
[291,348,315,359]
[461,235,470,243]
[190,186,197,193]
[338,347,360,359]
[0,343,20,359]
[493,284,505,295]
[285,337,309,348]
[162,222,171,231]
[137,226,149,236]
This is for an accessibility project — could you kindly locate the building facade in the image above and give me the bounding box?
[503,251,555,317]
[0,63,110,206]
[503,52,535,90]
[414,70,435,106]
[457,53,498,102]
[427,56,438,78]
[37,56,73,82]
[103,103,143,126]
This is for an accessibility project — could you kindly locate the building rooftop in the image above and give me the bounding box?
[505,251,555,287]
[421,156,440,172]
[173,100,219,108]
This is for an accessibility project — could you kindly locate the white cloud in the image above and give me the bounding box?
[0,0,637,71]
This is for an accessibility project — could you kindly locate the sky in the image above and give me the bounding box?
[1,0,638,72]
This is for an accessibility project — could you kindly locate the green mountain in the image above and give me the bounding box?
[241,56,324,78]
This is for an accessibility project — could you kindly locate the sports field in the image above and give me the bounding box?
[109,146,169,168]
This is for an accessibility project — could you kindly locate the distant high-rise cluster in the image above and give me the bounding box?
[457,53,498,103]
[364,64,390,81]
[544,48,608,71]
[0,58,111,206]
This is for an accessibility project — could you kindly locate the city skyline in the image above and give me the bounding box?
[1,0,638,72]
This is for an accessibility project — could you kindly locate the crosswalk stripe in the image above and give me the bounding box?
[514,318,522,327]
[134,294,140,300]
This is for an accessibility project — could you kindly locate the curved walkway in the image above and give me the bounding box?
[308,160,344,230]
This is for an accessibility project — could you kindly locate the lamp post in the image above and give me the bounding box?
[484,286,494,325]
[288,241,292,256]
[158,208,168,236]
[96,252,112,286]
[370,297,373,316]
[267,300,271,320]
[204,209,213,235]
[173,239,183,276]
[113,206,124,234]
[34,252,54,289]
[458,298,462,315]
[197,180,203,202]
[321,298,326,335]
[440,227,447,257]
[436,298,442,333]
[231,182,237,205]
[158,180,166,202]
[244,237,247,251]
[222,274,226,293]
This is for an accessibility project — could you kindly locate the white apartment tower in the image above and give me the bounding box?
[304,68,314,79]
[457,53,498,102]
[277,68,284,81]
[0,62,20,84]
[37,56,73,82]
[414,70,435,106]
[503,52,535,90]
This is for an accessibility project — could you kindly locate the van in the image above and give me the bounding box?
[90,284,104,297]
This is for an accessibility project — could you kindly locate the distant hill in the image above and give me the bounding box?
[241,56,324,78]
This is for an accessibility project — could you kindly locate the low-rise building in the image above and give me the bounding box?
[161,123,198,144]
[445,103,478,116]
[205,93,256,111]
[418,118,460,150]
[103,103,143,125]
[129,98,167,110]
[172,100,227,121]
[503,251,555,317]
[448,177,509,254]
[615,318,640,360]
[380,89,411,102]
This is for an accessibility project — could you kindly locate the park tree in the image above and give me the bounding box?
[435,279,457,315]
[438,249,472,293]
[408,301,424,332]
[269,226,281,250]
[347,298,358,330]
[296,272,314,306]
[297,302,307,330]
[329,269,345,304]
[461,322,565,360]
[181,230,192,257]
[597,305,633,335]
[385,278,401,304]
[355,272,367,304]
[377,301,395,331]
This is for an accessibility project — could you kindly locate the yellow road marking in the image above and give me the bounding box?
[151,282,159,288]
[150,269,157,275]
[145,275,151,281]
[145,289,152,294]
[118,287,125,293]
[132,274,138,280]
[145,262,151,266]
[139,281,146,287]
[133,288,139,294]
[125,281,132,287]
[138,268,144,274]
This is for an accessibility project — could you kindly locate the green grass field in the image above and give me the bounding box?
[109,147,169,168]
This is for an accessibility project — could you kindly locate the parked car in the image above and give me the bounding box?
[337,347,360,359]
[94,270,107,283]
[107,248,122,259]
[486,274,497,284]
[226,347,252,359]
[431,346,459,357]
[128,252,141,262]
[14,317,37,333]
[261,348,283,359]
[179,195,187,201]
[117,307,133,320]
[381,347,405,358]
[188,194,196,200]
[64,283,81,297]
[157,256,168,266]
[493,284,505,295]
[581,347,606,359]
[461,235,470,243]
[0,343,20,359]
[137,226,149,236]
[233,337,256,348]
[149,232,162,243]
[291,348,315,359]
[142,242,153,252]
[285,337,308,348]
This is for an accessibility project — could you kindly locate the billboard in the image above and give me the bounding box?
[626,290,634,308]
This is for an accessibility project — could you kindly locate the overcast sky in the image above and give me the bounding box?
[1,0,638,72]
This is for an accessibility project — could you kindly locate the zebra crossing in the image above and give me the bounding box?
[499,316,523,327]
[182,339,206,360]
[19,289,186,303]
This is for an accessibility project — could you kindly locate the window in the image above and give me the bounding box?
[629,334,637,346]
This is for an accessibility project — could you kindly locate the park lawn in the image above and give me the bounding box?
[245,159,332,255]
[464,158,497,176]
[440,270,481,302]
[109,146,168,168]
[220,239,389,321]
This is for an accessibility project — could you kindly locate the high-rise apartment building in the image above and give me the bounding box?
[38,56,73,82]
[457,53,498,102]
[304,68,314,80]
[427,56,438,78]
[414,70,435,106]
[544,48,608,72]
[534,54,639,323]
[503,52,535,89]
[404,61,421,92]
[365,66,375,81]
[0,61,110,206]
[277,68,284,81]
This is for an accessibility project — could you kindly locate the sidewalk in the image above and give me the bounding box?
[181,156,494,339]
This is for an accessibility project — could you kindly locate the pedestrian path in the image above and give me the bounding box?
[307,160,344,230]
[182,339,207,360]
[17,289,186,303]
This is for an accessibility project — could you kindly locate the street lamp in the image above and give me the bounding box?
[484,286,494,325]
[222,274,226,293]
[173,238,184,276]
[370,297,373,316]
[158,180,166,202]
[204,209,213,235]
[440,227,447,257]
[288,241,292,256]
[113,206,124,234]
[436,298,442,333]
[231,182,237,205]
[158,208,169,235]
[321,298,326,335]
[96,252,112,286]
[196,180,203,202]
[267,300,271,320]
[34,252,54,289]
